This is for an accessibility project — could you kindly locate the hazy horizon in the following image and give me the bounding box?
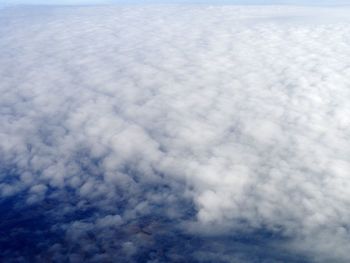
[1,0,350,6]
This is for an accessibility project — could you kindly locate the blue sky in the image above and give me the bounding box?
[1,0,349,6]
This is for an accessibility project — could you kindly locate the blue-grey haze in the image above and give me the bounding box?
[1,0,350,6]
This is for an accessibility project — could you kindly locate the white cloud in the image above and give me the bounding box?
[0,4,350,262]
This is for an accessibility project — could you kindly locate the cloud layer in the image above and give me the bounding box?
[0,5,350,263]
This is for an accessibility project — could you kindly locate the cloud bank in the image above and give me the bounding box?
[0,5,350,263]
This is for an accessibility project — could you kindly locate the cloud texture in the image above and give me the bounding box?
[0,5,350,263]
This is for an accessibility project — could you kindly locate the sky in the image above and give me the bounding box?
[1,2,350,263]
[1,0,350,6]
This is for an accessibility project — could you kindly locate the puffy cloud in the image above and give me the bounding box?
[0,4,350,263]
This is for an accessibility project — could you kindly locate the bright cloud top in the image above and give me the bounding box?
[0,5,350,263]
